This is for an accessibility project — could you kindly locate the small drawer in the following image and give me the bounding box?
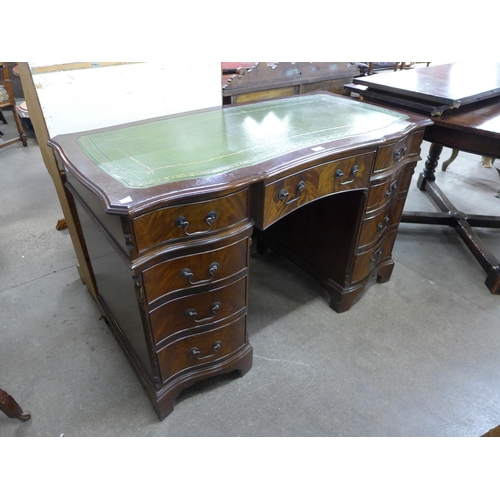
[351,229,398,283]
[149,276,247,345]
[157,315,247,383]
[373,130,424,174]
[358,197,405,250]
[142,237,249,305]
[261,152,374,228]
[366,166,414,213]
[133,189,249,253]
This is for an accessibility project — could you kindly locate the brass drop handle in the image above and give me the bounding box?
[370,247,383,262]
[385,181,398,197]
[189,341,222,360]
[393,145,408,162]
[180,262,220,285]
[377,215,391,233]
[335,165,359,185]
[279,180,306,205]
[185,302,221,323]
[175,211,217,236]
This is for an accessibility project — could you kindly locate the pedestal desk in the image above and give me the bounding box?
[348,63,500,293]
[48,93,430,419]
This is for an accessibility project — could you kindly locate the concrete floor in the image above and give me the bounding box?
[2,109,500,437]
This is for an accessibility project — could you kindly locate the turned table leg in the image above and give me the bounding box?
[417,142,443,189]
[0,389,31,421]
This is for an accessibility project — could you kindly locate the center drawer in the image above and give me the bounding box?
[149,276,247,345]
[259,152,374,228]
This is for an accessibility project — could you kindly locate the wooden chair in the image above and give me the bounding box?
[0,388,31,421]
[0,62,27,149]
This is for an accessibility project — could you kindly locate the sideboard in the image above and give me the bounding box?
[48,92,431,420]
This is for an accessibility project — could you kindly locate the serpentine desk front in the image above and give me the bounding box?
[48,93,430,419]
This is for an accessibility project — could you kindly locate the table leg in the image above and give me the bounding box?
[417,142,443,189]
[441,148,459,171]
[402,142,500,294]
[0,389,31,421]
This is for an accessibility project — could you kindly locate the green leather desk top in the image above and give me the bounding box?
[76,93,409,189]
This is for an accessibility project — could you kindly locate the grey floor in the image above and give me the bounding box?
[2,110,500,437]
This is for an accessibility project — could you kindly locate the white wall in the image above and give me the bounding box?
[31,62,222,138]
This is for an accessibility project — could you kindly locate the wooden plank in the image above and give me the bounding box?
[30,62,135,74]
[17,62,98,299]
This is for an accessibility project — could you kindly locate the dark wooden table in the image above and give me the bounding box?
[348,63,500,293]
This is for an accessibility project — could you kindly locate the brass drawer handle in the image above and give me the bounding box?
[175,211,217,236]
[370,247,383,262]
[189,341,222,360]
[335,164,359,185]
[377,215,391,234]
[180,262,220,285]
[279,180,305,205]
[185,302,221,323]
[393,145,408,162]
[385,181,398,197]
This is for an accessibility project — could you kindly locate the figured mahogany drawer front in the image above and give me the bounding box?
[351,230,398,283]
[133,189,249,253]
[149,276,247,345]
[366,166,413,214]
[373,131,424,174]
[157,315,246,383]
[358,197,406,250]
[262,152,374,228]
[142,238,249,305]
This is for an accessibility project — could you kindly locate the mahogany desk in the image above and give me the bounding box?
[348,63,500,294]
[48,93,430,419]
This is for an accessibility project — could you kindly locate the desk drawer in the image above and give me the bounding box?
[366,165,413,213]
[261,152,374,228]
[133,189,249,253]
[351,229,398,283]
[142,237,249,305]
[157,315,247,383]
[149,276,247,345]
[373,131,424,174]
[358,197,405,250]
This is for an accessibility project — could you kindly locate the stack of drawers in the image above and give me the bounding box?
[64,181,254,419]
[352,130,425,284]
[132,189,255,417]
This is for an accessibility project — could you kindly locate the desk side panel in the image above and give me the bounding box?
[71,192,156,381]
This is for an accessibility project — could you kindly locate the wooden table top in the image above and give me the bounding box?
[74,93,409,189]
[353,62,500,109]
[48,92,430,214]
[421,94,500,158]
